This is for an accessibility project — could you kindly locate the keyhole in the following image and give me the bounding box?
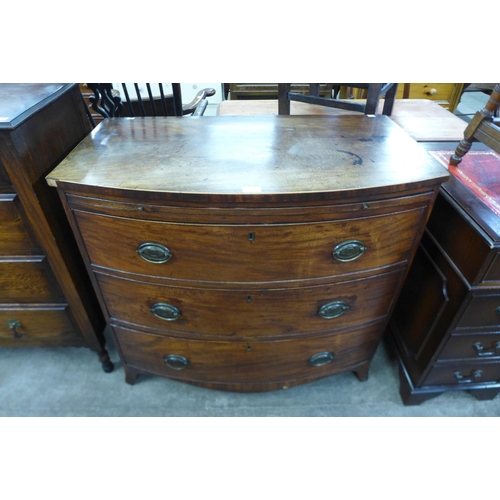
[246,345,252,351]
[248,232,255,242]
[247,296,252,303]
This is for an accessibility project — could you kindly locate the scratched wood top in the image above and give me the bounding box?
[46,115,448,200]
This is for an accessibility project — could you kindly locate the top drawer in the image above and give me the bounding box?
[73,207,426,283]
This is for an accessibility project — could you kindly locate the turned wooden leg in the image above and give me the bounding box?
[450,138,472,166]
[98,349,114,373]
[353,361,370,381]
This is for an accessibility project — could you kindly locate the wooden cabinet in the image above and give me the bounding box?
[396,83,464,111]
[388,157,500,404]
[0,84,112,370]
[46,114,447,391]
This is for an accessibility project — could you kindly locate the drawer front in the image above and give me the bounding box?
[440,333,500,360]
[75,207,425,283]
[456,294,500,330]
[424,362,500,387]
[98,269,402,337]
[396,83,456,103]
[484,253,500,285]
[0,194,40,255]
[114,323,381,384]
[0,260,64,302]
[0,306,82,345]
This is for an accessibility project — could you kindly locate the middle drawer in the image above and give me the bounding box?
[96,268,403,337]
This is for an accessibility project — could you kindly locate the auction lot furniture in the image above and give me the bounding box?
[47,114,447,391]
[0,83,112,371]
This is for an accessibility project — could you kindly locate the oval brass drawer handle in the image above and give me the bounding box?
[332,240,366,262]
[318,301,349,319]
[137,242,172,264]
[164,354,189,370]
[309,351,335,367]
[150,302,181,321]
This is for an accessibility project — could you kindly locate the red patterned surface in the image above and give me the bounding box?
[430,150,500,218]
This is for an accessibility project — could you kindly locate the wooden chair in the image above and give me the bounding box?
[86,83,215,126]
[450,83,500,165]
[277,83,398,116]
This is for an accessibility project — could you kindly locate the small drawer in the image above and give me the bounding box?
[423,362,500,387]
[114,323,382,385]
[98,269,403,337]
[74,207,425,283]
[0,194,41,255]
[440,333,500,360]
[0,306,83,345]
[455,293,500,330]
[0,260,64,303]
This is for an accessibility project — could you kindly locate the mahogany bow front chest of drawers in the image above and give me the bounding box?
[0,83,112,370]
[46,114,448,391]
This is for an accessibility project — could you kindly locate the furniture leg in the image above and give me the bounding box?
[98,349,114,372]
[353,361,371,381]
[469,387,500,401]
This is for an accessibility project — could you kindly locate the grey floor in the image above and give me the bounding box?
[2,89,499,418]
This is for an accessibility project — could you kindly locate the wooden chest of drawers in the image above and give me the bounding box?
[46,114,447,391]
[389,150,500,404]
[0,84,112,370]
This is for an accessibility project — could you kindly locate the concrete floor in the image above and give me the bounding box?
[2,88,499,417]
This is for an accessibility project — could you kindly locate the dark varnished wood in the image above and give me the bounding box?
[389,141,500,403]
[0,84,112,371]
[47,115,447,391]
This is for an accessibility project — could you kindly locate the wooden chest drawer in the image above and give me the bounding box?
[440,333,500,360]
[0,305,83,345]
[0,260,63,302]
[0,194,40,255]
[74,208,425,283]
[115,323,381,388]
[98,269,403,337]
[424,361,500,387]
[456,293,500,330]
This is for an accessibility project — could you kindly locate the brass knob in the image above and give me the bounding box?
[164,354,189,370]
[318,301,349,319]
[150,302,181,321]
[7,319,22,338]
[332,240,366,262]
[137,242,172,264]
[309,351,335,366]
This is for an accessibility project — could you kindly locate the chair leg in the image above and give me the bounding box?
[278,83,291,115]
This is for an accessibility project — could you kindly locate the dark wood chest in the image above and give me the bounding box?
[389,145,500,404]
[0,84,112,371]
[46,114,447,391]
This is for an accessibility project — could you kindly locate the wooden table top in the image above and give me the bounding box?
[217,99,467,143]
[47,114,448,202]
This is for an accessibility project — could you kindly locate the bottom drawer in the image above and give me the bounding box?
[423,362,500,387]
[114,322,383,386]
[0,306,85,346]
